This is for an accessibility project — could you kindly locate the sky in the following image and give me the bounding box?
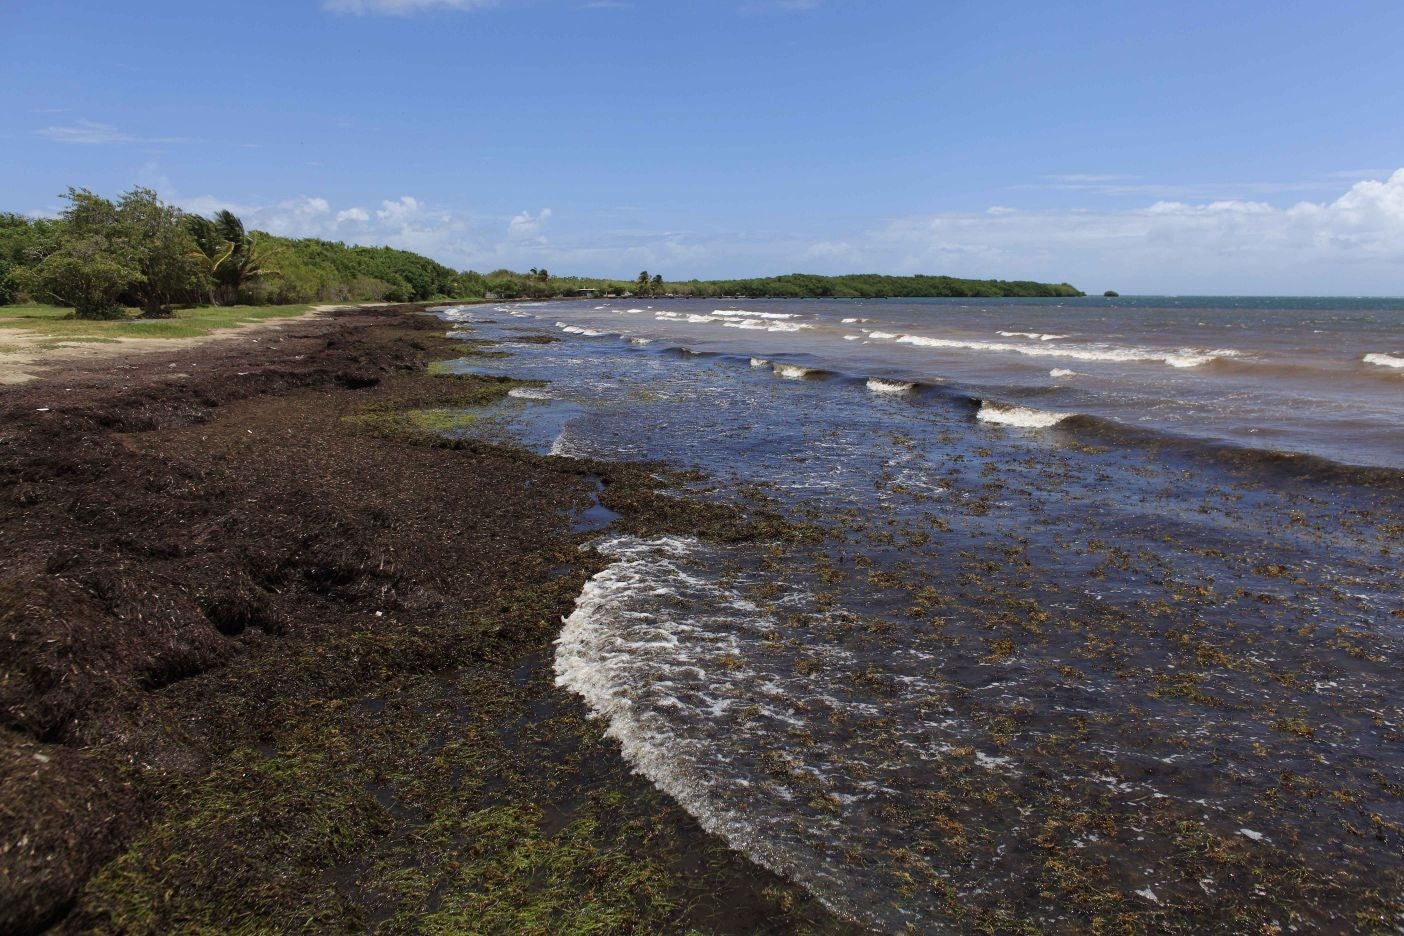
[3,0,1403,294]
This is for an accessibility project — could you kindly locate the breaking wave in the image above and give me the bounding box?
[997,331,1068,341]
[866,377,917,395]
[879,332,1238,369]
[1364,352,1404,369]
[976,402,1072,428]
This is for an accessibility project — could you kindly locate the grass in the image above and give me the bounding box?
[0,303,313,341]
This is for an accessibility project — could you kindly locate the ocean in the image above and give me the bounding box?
[433,297,1402,932]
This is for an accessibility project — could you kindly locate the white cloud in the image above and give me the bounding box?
[171,170,1404,292]
[37,120,132,144]
[323,0,497,13]
[376,196,423,226]
[832,169,1404,293]
[507,208,553,243]
[36,120,189,145]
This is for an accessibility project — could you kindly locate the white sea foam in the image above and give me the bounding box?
[656,311,719,324]
[867,378,916,395]
[749,357,770,368]
[998,331,1067,341]
[1049,368,1078,378]
[1363,352,1404,369]
[510,310,533,318]
[868,330,899,340]
[841,317,873,324]
[628,337,653,346]
[876,332,1236,368]
[508,387,552,400]
[774,363,816,379]
[843,335,862,341]
[552,535,818,914]
[976,402,1071,428]
[713,309,797,319]
[548,428,589,458]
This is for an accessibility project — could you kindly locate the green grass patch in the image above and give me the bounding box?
[0,303,312,341]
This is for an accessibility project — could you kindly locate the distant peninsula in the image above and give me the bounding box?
[662,273,1084,300]
[2,189,1082,317]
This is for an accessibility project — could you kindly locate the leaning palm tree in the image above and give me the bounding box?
[187,210,276,304]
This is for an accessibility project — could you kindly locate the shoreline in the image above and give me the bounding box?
[0,305,854,934]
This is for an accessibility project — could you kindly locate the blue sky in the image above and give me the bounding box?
[3,0,1403,293]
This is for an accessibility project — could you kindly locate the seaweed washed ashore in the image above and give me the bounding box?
[441,300,1401,934]
[2,301,1399,934]
[0,304,850,935]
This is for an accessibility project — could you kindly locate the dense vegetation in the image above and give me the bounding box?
[0,188,1080,318]
[663,273,1083,299]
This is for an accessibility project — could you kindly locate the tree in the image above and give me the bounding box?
[537,267,550,282]
[636,270,651,296]
[16,190,143,319]
[187,209,275,304]
[117,188,208,317]
[652,273,663,292]
[17,233,141,320]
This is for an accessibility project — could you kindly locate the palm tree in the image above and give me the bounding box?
[186,210,275,304]
[636,270,651,296]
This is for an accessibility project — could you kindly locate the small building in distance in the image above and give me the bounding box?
[572,288,599,299]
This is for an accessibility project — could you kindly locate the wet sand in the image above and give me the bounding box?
[0,304,851,934]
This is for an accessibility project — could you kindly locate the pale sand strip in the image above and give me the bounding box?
[0,304,383,386]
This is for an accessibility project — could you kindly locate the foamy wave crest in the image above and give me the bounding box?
[656,311,719,324]
[1049,368,1078,378]
[976,402,1071,428]
[774,363,817,379]
[881,333,1236,368]
[866,378,916,395]
[750,357,770,368]
[547,428,590,458]
[841,317,873,324]
[998,331,1067,341]
[508,387,552,400]
[558,324,607,336]
[713,309,797,320]
[868,330,899,340]
[1363,352,1404,369]
[628,337,653,346]
[553,535,821,910]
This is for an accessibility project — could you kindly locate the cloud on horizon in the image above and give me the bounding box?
[36,120,190,146]
[173,169,1404,293]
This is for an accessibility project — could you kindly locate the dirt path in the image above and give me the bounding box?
[0,304,366,387]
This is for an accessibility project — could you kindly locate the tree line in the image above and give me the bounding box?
[0,188,1081,319]
[662,273,1084,299]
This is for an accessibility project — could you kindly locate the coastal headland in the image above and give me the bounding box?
[0,303,854,934]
